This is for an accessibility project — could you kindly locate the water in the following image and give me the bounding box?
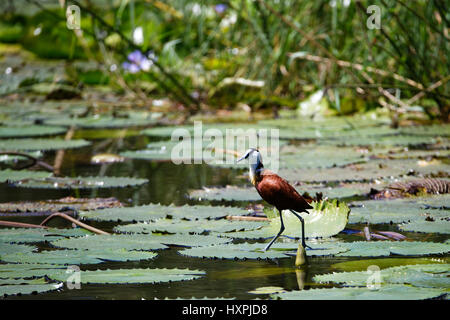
[0,129,447,300]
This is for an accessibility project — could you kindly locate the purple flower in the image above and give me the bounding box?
[122,50,157,73]
[214,4,227,14]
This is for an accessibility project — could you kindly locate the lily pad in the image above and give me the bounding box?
[10,176,148,189]
[80,204,248,222]
[279,159,450,183]
[314,264,450,289]
[271,285,446,300]
[44,116,158,128]
[332,257,449,272]
[0,263,68,280]
[330,134,444,147]
[0,228,92,244]
[49,268,205,284]
[2,248,158,265]
[0,125,67,138]
[399,219,450,234]
[336,241,450,257]
[0,169,52,183]
[0,279,63,297]
[0,138,91,151]
[349,196,449,224]
[114,218,264,234]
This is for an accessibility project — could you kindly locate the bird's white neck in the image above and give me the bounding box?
[248,153,263,186]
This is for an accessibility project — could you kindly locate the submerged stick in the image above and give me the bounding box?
[40,212,110,235]
[226,215,269,222]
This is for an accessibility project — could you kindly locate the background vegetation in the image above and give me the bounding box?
[0,0,448,122]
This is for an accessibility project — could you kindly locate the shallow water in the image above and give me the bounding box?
[1,129,448,300]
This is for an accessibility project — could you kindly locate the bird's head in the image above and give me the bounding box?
[237,148,262,166]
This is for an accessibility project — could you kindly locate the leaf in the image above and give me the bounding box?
[0,138,91,151]
[10,176,148,189]
[279,159,450,183]
[248,286,286,295]
[335,241,450,257]
[271,285,446,300]
[2,248,158,265]
[0,125,67,138]
[0,169,52,183]
[0,228,92,244]
[349,196,450,224]
[0,279,63,297]
[0,263,68,280]
[330,134,444,147]
[399,219,450,234]
[314,264,450,289]
[114,218,264,234]
[44,116,158,128]
[80,204,248,222]
[48,268,205,284]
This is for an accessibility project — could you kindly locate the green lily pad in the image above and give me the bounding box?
[2,248,158,265]
[114,218,264,234]
[0,279,63,297]
[399,219,450,234]
[330,134,444,147]
[335,241,450,257]
[50,234,168,251]
[0,169,52,183]
[10,176,148,189]
[178,242,291,260]
[279,159,449,183]
[0,138,91,151]
[44,116,158,128]
[0,243,36,259]
[349,196,449,224]
[271,285,446,300]
[0,263,68,280]
[400,124,450,137]
[0,125,67,138]
[49,268,205,284]
[0,228,92,244]
[314,264,450,289]
[80,204,248,222]
[0,151,43,164]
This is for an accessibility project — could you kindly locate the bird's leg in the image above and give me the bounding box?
[264,209,284,251]
[290,210,312,250]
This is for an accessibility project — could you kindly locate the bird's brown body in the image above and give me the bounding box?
[254,169,312,213]
[238,148,312,251]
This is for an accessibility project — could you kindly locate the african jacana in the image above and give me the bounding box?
[237,148,312,251]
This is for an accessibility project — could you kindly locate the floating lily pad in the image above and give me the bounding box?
[279,159,449,183]
[44,116,158,128]
[349,196,449,224]
[10,176,148,189]
[0,125,67,138]
[0,279,63,297]
[335,241,450,257]
[49,268,205,284]
[80,204,248,222]
[314,264,450,289]
[0,169,52,183]
[114,218,264,235]
[0,151,43,164]
[0,228,92,244]
[271,285,446,300]
[401,124,450,137]
[0,243,36,259]
[0,263,68,280]
[399,219,450,234]
[0,138,91,151]
[2,248,158,265]
[329,134,444,147]
[178,242,291,260]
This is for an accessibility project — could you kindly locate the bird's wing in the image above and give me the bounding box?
[257,171,312,212]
